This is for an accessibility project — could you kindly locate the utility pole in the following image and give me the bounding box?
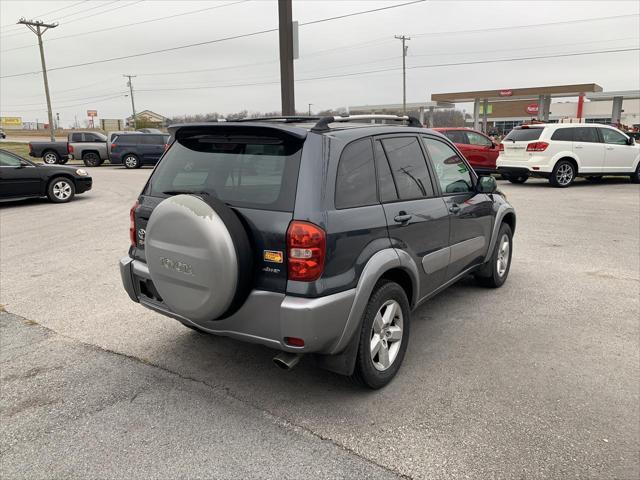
[394,35,411,115]
[308,103,312,116]
[18,18,58,141]
[278,0,295,115]
[123,74,137,129]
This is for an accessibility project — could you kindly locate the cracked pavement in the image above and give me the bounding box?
[1,167,639,479]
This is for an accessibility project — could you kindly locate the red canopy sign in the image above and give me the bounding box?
[526,103,539,114]
[499,89,513,96]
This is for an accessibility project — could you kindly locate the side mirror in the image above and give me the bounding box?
[477,175,497,193]
[491,142,497,149]
[627,136,636,145]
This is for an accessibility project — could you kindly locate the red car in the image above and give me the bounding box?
[433,128,500,175]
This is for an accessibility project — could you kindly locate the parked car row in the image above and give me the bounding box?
[28,131,169,169]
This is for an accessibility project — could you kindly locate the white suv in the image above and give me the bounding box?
[496,123,640,187]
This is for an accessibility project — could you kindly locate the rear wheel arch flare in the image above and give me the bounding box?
[555,156,579,174]
[379,267,414,309]
[502,212,516,235]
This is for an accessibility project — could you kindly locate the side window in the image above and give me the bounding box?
[443,130,468,144]
[69,132,82,142]
[600,128,628,145]
[334,138,377,209]
[140,135,156,145]
[380,136,434,199]
[551,128,574,141]
[374,140,398,202]
[422,137,473,194]
[466,131,492,147]
[0,151,21,166]
[574,127,600,143]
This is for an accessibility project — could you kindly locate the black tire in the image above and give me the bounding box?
[351,280,410,389]
[549,160,576,188]
[586,176,604,183]
[475,223,513,288]
[59,158,69,165]
[82,152,101,167]
[631,163,640,184]
[507,174,528,184]
[123,154,140,169]
[47,176,75,203]
[42,150,60,165]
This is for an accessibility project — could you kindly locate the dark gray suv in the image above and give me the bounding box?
[120,115,516,388]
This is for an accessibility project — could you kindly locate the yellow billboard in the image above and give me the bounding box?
[1,116,23,127]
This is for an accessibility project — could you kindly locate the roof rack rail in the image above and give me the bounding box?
[311,114,422,132]
[233,116,322,123]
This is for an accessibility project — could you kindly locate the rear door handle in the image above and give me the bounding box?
[575,145,583,149]
[394,212,412,224]
[449,204,461,214]
[606,146,614,150]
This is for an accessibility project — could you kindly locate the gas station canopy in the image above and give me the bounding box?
[431,83,603,103]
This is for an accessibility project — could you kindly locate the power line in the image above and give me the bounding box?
[409,13,640,37]
[0,0,89,30]
[2,0,248,51]
[1,93,127,113]
[2,89,128,107]
[0,0,426,78]
[131,47,640,93]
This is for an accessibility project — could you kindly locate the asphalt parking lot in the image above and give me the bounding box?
[1,167,639,479]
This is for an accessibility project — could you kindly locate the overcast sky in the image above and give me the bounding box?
[1,0,639,126]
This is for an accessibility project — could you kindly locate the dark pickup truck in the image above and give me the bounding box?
[29,131,108,166]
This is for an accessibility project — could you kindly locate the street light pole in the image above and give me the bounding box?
[394,35,411,115]
[308,103,312,116]
[18,18,58,141]
[123,74,137,130]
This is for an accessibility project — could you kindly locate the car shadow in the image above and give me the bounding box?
[498,176,634,188]
[0,195,91,208]
[144,274,486,398]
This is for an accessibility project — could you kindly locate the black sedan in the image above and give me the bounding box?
[0,149,92,203]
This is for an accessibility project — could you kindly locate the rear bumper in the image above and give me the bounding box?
[497,167,550,179]
[119,256,356,354]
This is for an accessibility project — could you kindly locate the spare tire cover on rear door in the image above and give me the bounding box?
[145,194,253,322]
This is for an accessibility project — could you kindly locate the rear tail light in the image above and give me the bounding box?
[129,200,139,247]
[498,143,504,152]
[68,144,74,154]
[28,143,33,153]
[111,143,116,150]
[286,220,326,281]
[526,141,549,152]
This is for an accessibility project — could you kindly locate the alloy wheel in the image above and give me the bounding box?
[370,299,403,371]
[53,181,72,200]
[555,163,574,186]
[496,233,510,277]
[43,153,58,164]
[125,156,138,168]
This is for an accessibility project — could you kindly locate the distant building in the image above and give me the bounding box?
[125,110,169,128]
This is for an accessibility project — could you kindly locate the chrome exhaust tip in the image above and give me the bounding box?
[273,352,302,371]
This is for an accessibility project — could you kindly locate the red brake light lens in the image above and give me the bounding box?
[498,143,504,152]
[28,143,33,153]
[526,141,549,152]
[129,200,139,247]
[286,221,326,281]
[67,144,74,153]
[111,143,117,150]
[284,337,305,347]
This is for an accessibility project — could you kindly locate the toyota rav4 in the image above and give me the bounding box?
[120,115,516,388]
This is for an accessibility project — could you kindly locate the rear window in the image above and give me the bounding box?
[504,127,544,142]
[114,134,138,144]
[146,129,303,211]
[442,130,468,144]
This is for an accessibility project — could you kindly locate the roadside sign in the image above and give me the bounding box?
[87,110,98,117]
[1,116,22,126]
[499,90,513,96]
[526,103,539,114]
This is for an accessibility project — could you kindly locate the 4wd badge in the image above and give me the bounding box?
[263,250,284,264]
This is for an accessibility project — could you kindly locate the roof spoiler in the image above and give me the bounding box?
[311,114,422,132]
